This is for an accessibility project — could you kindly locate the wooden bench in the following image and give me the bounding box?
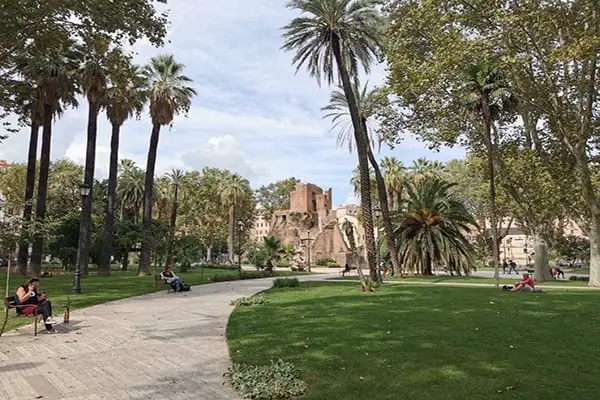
[1,296,71,337]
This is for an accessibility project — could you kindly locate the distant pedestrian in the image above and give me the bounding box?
[502,259,508,274]
[508,260,518,275]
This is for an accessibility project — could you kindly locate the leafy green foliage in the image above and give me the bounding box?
[231,294,270,307]
[272,278,300,288]
[224,359,308,400]
[556,236,590,267]
[394,178,477,275]
[255,177,300,219]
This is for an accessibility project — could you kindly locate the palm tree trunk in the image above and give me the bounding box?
[331,34,377,282]
[481,95,500,287]
[139,124,161,276]
[228,205,235,262]
[165,184,178,266]
[366,142,401,278]
[17,122,40,274]
[29,105,53,277]
[77,100,99,278]
[99,122,120,276]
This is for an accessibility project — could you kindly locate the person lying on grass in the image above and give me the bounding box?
[15,277,57,333]
[503,273,536,292]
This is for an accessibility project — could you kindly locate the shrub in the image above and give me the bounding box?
[224,359,308,400]
[273,278,300,288]
[315,257,335,266]
[569,276,588,281]
[231,294,270,307]
[209,271,274,283]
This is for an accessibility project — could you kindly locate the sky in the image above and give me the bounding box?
[0,0,464,206]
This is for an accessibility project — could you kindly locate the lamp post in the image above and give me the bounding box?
[73,183,91,294]
[373,207,382,282]
[300,231,313,272]
[237,219,243,277]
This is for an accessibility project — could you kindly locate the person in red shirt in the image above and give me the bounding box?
[511,273,535,292]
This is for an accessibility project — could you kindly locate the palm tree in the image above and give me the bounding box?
[23,45,79,277]
[462,63,515,286]
[13,81,43,274]
[77,43,110,278]
[165,169,186,266]
[99,63,146,276]
[218,174,249,263]
[393,178,476,276]
[381,157,405,211]
[138,54,196,276]
[282,0,382,281]
[117,161,145,223]
[409,158,444,182]
[263,236,282,272]
[279,243,296,265]
[323,80,401,277]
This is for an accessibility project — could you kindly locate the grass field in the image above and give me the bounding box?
[331,274,590,287]
[1,267,301,333]
[227,282,600,400]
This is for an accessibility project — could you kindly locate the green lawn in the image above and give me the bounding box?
[331,274,590,286]
[1,267,301,333]
[227,282,600,400]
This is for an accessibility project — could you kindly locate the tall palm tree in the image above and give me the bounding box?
[462,63,514,286]
[23,45,79,277]
[409,158,444,181]
[77,43,110,278]
[218,174,249,263]
[381,157,405,211]
[282,0,382,281]
[99,63,146,276]
[165,168,186,266]
[322,80,401,277]
[394,178,476,275]
[138,54,196,276]
[117,161,145,223]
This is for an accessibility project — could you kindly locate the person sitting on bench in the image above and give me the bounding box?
[506,273,536,292]
[15,278,56,332]
[161,265,184,292]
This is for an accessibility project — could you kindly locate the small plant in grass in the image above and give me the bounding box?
[224,359,308,400]
[273,278,300,288]
[231,294,270,307]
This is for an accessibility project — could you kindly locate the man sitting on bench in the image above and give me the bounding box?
[161,265,185,292]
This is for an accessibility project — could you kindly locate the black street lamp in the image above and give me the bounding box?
[373,207,382,282]
[73,183,91,294]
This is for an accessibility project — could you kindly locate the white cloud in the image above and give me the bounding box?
[0,0,464,206]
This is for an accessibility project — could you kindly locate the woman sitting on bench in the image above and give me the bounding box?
[15,278,56,332]
[161,265,184,292]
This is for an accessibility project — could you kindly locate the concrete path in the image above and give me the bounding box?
[0,274,331,400]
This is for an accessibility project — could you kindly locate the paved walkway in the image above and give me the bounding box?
[0,274,331,400]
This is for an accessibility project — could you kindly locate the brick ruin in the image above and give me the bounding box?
[269,183,361,266]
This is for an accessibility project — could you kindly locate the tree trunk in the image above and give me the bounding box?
[589,214,600,287]
[365,133,401,278]
[29,105,53,277]
[228,205,235,262]
[139,124,161,276]
[165,184,178,266]
[481,95,500,287]
[99,122,120,276]
[77,100,99,278]
[17,122,40,274]
[331,34,377,282]
[206,245,212,263]
[533,234,551,282]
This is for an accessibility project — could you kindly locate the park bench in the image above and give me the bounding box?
[1,297,71,337]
